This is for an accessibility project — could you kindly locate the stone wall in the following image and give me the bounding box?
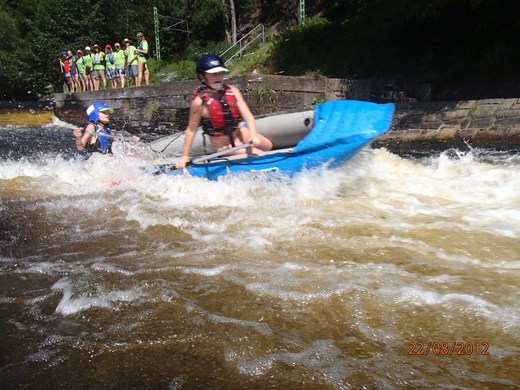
[375,98,520,153]
[50,75,405,133]
[49,74,520,151]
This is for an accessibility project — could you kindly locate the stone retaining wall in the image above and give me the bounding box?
[49,75,520,151]
[50,75,368,133]
[375,98,520,153]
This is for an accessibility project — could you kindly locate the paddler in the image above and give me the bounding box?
[175,53,273,169]
[73,102,139,154]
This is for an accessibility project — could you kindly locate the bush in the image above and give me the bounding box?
[150,59,197,83]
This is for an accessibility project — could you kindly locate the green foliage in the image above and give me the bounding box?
[271,16,352,77]
[312,93,326,106]
[184,41,231,62]
[187,0,228,42]
[0,0,235,99]
[226,41,275,74]
[3,0,520,100]
[257,0,298,25]
[269,0,520,83]
[0,7,22,98]
[249,85,278,110]
[150,59,197,82]
[469,104,480,115]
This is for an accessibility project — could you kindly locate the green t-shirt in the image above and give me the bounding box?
[106,51,115,67]
[113,49,125,67]
[93,52,105,70]
[126,45,137,65]
[84,54,93,68]
[137,40,148,63]
[76,56,85,73]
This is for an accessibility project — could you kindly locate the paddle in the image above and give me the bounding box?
[71,123,140,145]
[153,141,253,175]
[81,131,120,139]
[80,130,143,142]
[192,141,253,163]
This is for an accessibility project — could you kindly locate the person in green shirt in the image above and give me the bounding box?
[76,49,87,91]
[105,44,116,89]
[123,38,138,86]
[135,32,149,87]
[67,50,79,92]
[113,42,126,88]
[92,44,107,90]
[83,46,94,91]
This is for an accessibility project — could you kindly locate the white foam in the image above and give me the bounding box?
[3,147,519,241]
[184,302,272,336]
[45,115,76,129]
[498,260,520,269]
[91,262,136,276]
[18,261,59,275]
[183,264,231,276]
[3,145,520,309]
[51,278,140,316]
[391,286,489,306]
[229,339,353,388]
[381,285,520,335]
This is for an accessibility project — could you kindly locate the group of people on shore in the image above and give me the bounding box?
[59,32,150,93]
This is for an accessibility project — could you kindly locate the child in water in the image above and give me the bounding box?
[73,102,140,154]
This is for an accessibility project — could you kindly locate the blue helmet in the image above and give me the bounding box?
[195,54,229,74]
[86,102,113,122]
[61,50,67,56]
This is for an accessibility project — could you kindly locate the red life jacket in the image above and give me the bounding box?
[61,59,71,74]
[193,85,242,140]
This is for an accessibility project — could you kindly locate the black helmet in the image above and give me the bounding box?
[196,54,229,74]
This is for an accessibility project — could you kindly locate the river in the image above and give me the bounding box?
[0,115,519,389]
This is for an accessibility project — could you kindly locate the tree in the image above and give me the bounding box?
[0,6,24,99]
[2,0,520,100]
[223,0,237,44]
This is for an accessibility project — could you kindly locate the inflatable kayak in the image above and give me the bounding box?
[153,100,395,180]
[143,108,315,159]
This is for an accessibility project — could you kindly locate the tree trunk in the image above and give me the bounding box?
[222,0,237,44]
[229,0,237,44]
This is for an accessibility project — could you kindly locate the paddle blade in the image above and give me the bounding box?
[293,100,394,153]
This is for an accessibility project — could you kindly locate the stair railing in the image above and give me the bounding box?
[220,24,265,66]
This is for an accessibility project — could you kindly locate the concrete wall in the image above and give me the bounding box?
[376,98,520,152]
[50,75,406,132]
[50,74,520,151]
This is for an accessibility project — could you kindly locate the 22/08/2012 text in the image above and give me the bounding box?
[408,341,489,356]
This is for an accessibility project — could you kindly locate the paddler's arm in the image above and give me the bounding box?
[230,85,260,146]
[176,97,203,169]
[73,127,84,150]
[74,124,95,150]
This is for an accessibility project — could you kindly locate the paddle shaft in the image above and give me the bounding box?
[154,141,253,175]
[83,131,141,141]
[75,131,141,145]
[192,142,253,163]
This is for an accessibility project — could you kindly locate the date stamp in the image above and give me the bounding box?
[408,341,489,356]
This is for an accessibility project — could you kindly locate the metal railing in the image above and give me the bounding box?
[220,24,265,66]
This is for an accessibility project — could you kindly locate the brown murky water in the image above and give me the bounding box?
[1,120,519,389]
